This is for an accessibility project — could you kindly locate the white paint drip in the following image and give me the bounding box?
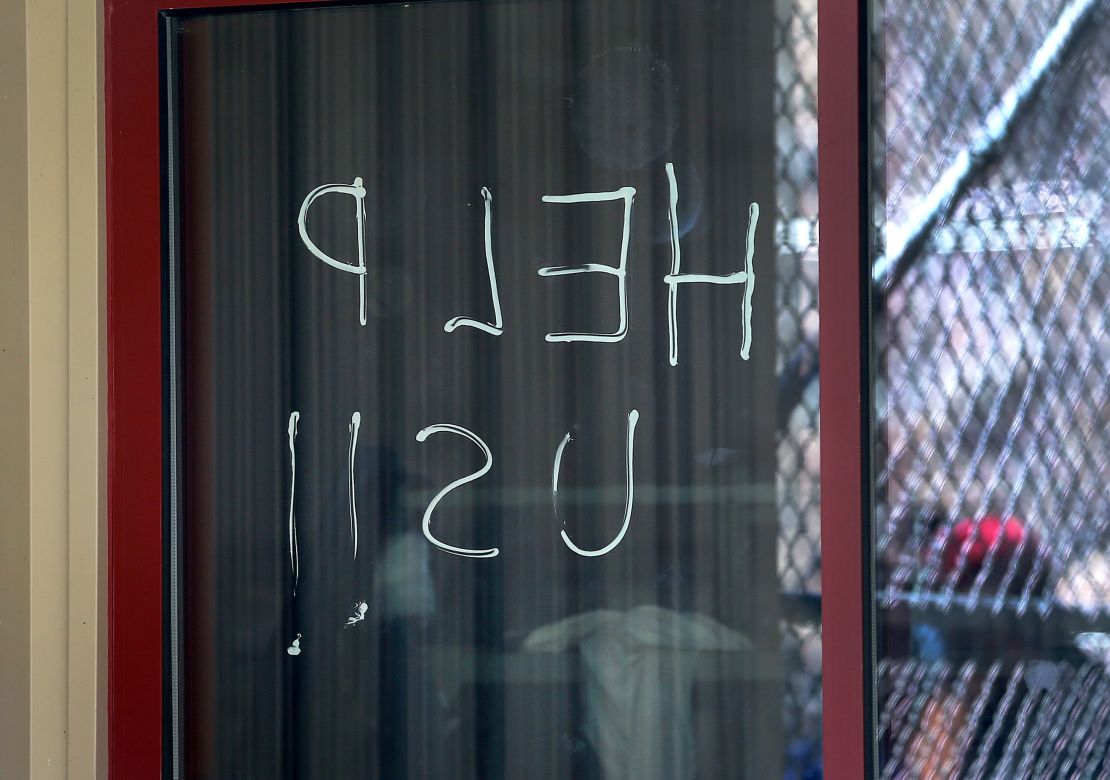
[666,164,682,366]
[444,187,504,335]
[286,633,302,656]
[554,409,639,557]
[287,411,300,595]
[664,163,759,364]
[415,423,499,558]
[551,432,572,521]
[345,601,369,627]
[741,202,758,360]
[538,187,635,343]
[348,411,361,560]
[296,177,368,326]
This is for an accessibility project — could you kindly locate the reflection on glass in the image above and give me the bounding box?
[169,1,821,777]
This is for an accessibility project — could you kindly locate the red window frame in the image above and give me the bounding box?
[104,0,868,775]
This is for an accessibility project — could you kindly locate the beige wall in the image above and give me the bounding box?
[0,0,106,777]
[0,0,32,772]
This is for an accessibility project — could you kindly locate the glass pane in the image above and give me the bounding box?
[872,0,1109,774]
[166,1,821,776]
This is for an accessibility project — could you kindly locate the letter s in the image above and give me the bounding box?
[415,423,498,558]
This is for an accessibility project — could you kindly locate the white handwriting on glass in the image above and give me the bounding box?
[296,164,758,364]
[284,410,640,561]
[287,163,759,568]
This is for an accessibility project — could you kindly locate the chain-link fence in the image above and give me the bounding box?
[775,0,1109,773]
[876,0,1108,612]
[874,0,1109,774]
[774,0,822,770]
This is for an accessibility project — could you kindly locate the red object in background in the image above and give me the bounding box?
[940,516,1026,572]
[936,515,1046,594]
